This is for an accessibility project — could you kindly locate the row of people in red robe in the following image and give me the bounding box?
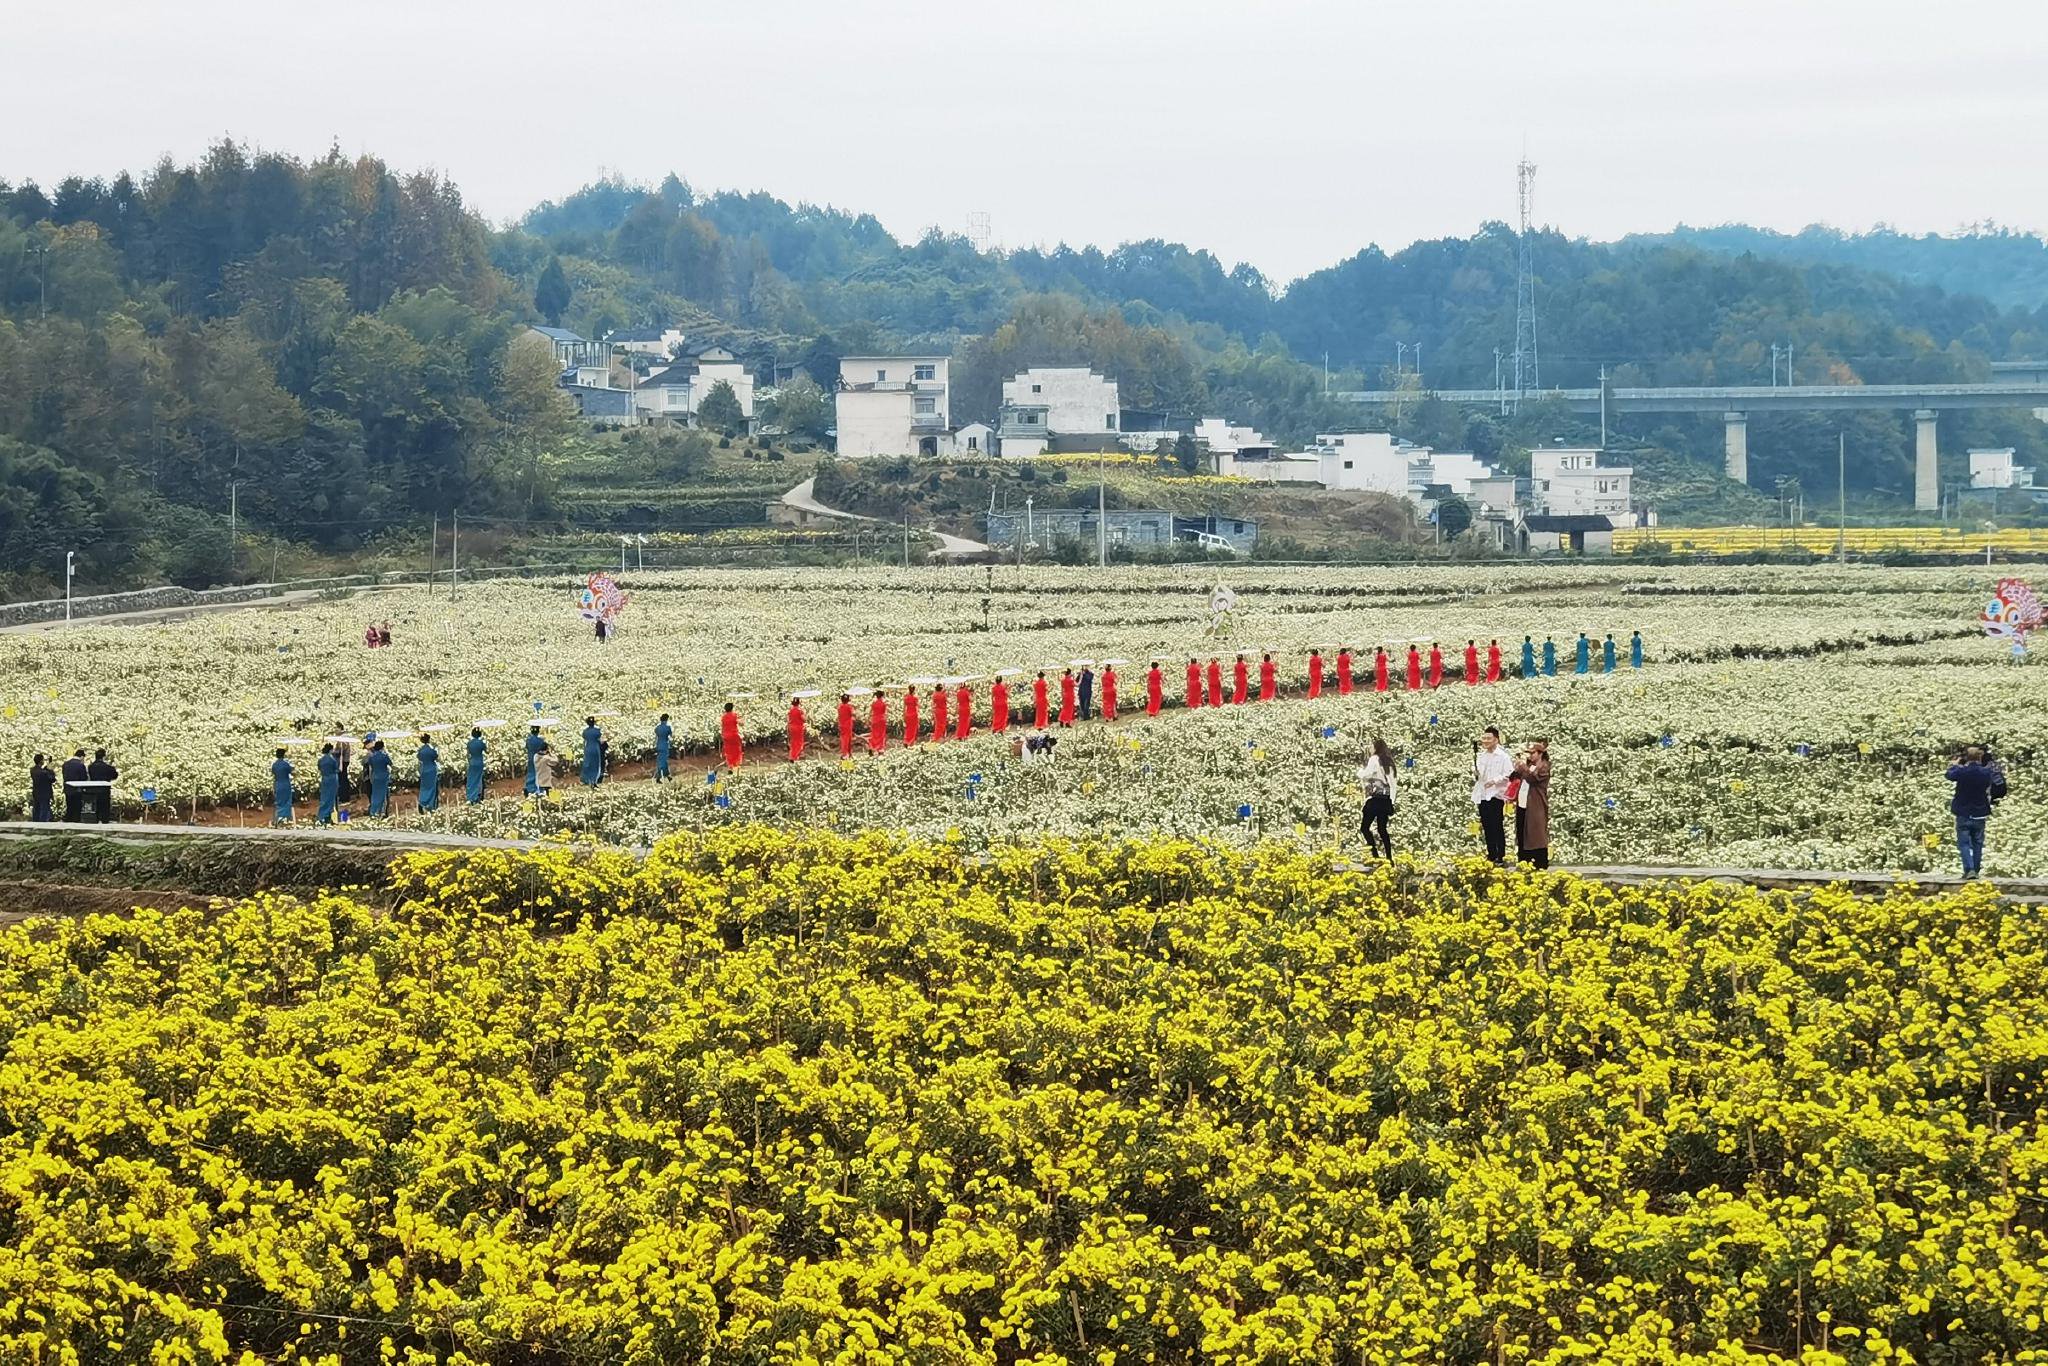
[726,640,1517,768]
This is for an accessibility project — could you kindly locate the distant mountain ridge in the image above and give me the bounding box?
[1619,223,2048,313]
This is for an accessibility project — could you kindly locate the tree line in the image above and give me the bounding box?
[5,144,2046,595]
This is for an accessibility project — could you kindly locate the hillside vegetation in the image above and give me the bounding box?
[5,146,2048,595]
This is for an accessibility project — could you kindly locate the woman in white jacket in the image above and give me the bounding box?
[1358,737,1398,858]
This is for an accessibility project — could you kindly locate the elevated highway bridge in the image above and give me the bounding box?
[1334,380,2048,509]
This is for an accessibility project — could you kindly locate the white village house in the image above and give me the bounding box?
[997,368,1120,457]
[834,357,951,458]
[634,340,756,427]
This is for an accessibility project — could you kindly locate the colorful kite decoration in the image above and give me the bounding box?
[576,573,630,626]
[1981,577,2043,642]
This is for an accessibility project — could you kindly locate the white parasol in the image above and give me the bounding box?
[272,737,316,747]
[1101,658,1129,667]
[474,719,508,729]
[790,688,822,699]
[994,667,1024,677]
[419,723,454,733]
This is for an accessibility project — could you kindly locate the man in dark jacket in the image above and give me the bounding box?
[1946,745,2001,878]
[29,755,56,822]
[61,750,89,822]
[87,748,118,823]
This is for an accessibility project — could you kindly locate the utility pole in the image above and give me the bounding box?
[1837,431,1847,563]
[1493,348,1504,413]
[430,513,438,581]
[1785,340,1794,388]
[1598,365,1608,449]
[450,512,459,601]
[64,550,75,622]
[1097,449,1107,568]
[1414,342,1422,380]
[1322,351,1329,396]
[1024,495,1033,563]
[227,482,238,575]
[1395,342,1407,375]
[901,511,909,568]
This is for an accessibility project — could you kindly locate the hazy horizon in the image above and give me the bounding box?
[6,0,2045,282]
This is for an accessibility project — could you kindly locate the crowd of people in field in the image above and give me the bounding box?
[17,624,2013,876]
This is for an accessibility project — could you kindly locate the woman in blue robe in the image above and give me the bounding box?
[466,729,487,803]
[524,726,544,795]
[1630,630,1644,669]
[581,717,603,786]
[416,737,440,812]
[654,714,673,782]
[271,749,294,825]
[1519,635,1536,679]
[1541,638,1557,676]
[366,741,392,818]
[317,744,339,824]
[1602,633,1617,672]
[1575,633,1591,674]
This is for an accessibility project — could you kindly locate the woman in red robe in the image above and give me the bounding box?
[954,681,972,739]
[1374,648,1390,693]
[1307,650,1324,699]
[1148,662,1166,717]
[1033,673,1050,729]
[1405,645,1423,691]
[1486,639,1502,683]
[1058,669,1077,726]
[1258,653,1277,701]
[720,702,743,770]
[903,687,921,746]
[786,699,807,762]
[1232,654,1250,705]
[1427,644,1443,689]
[1337,648,1354,695]
[837,694,856,757]
[868,690,888,752]
[1463,640,1480,686]
[991,678,1010,733]
[931,685,949,742]
[1101,665,1118,721]
[1185,659,1202,709]
[1206,658,1224,708]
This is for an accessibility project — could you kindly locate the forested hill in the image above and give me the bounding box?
[2,142,2046,597]
[1622,224,2048,314]
[521,174,2048,393]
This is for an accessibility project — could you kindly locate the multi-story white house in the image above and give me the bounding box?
[834,357,951,458]
[633,340,756,427]
[996,368,1121,457]
[1532,446,1634,520]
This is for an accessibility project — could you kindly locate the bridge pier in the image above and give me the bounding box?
[1722,411,1748,484]
[1914,409,1939,511]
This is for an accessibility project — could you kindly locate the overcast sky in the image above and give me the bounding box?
[5,0,2044,283]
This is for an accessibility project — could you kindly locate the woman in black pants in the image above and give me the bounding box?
[1358,737,1398,858]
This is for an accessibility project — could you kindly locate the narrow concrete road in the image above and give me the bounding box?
[782,478,990,558]
[0,585,408,634]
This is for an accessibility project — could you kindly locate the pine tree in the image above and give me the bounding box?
[533,257,571,326]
